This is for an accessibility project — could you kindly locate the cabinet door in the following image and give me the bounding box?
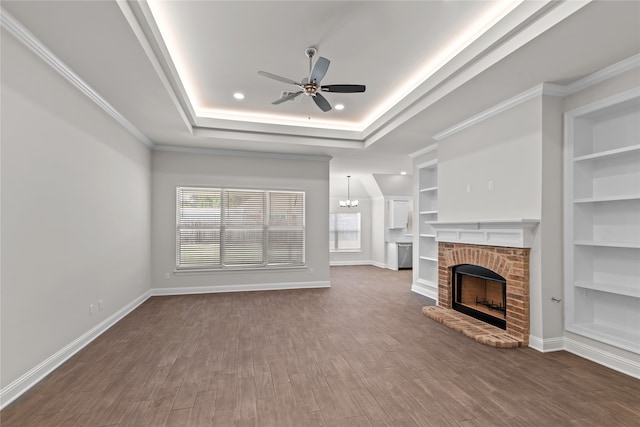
[389,200,409,229]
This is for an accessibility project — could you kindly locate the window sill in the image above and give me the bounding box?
[174,265,308,275]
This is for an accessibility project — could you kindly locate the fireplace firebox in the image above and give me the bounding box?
[452,264,506,329]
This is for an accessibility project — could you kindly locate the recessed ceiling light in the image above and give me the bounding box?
[334,104,345,110]
[233,92,245,100]
[400,171,407,175]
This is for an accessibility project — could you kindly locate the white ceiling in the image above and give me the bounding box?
[2,0,639,184]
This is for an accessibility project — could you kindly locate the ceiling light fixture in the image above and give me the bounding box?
[339,175,358,208]
[335,104,345,110]
[233,92,245,100]
[400,171,407,175]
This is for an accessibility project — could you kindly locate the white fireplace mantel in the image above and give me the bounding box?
[427,219,540,248]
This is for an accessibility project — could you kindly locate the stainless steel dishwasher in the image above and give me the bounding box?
[397,243,413,269]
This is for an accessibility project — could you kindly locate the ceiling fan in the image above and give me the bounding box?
[258,47,366,112]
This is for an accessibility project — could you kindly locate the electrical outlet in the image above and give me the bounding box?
[98,300,103,311]
[466,184,471,193]
[165,272,171,280]
[89,304,94,315]
[488,180,494,190]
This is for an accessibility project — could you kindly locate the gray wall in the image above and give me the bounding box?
[1,30,152,390]
[424,94,563,343]
[151,150,330,290]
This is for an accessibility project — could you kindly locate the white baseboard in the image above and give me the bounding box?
[564,336,640,379]
[330,260,377,267]
[411,280,438,302]
[151,280,330,296]
[528,334,640,378]
[370,261,387,269]
[0,290,152,409]
[528,335,565,352]
[331,260,387,269]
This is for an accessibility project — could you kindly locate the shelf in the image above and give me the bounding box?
[574,195,640,203]
[567,324,640,354]
[419,186,438,193]
[574,144,640,162]
[419,256,437,262]
[419,234,435,238]
[574,240,640,249]
[420,211,438,215]
[575,281,640,298]
[565,90,640,361]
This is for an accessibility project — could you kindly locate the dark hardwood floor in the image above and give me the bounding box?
[2,266,639,426]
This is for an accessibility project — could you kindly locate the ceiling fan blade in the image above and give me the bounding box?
[258,71,300,86]
[310,57,330,83]
[272,91,303,105]
[321,84,366,93]
[313,93,332,112]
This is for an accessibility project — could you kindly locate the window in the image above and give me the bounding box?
[176,187,304,270]
[329,212,361,251]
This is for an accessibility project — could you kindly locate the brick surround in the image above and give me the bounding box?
[438,242,530,346]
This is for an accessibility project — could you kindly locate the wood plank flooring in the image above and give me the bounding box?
[2,266,639,426]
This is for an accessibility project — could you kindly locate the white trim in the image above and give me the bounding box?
[564,53,640,95]
[411,280,438,302]
[564,86,640,118]
[153,144,332,162]
[0,290,152,409]
[409,143,438,159]
[369,260,387,269]
[415,159,438,170]
[115,0,193,133]
[528,335,565,352]
[330,260,374,266]
[151,281,330,296]
[564,336,640,379]
[431,54,640,142]
[433,83,563,141]
[0,8,154,148]
[428,219,540,248]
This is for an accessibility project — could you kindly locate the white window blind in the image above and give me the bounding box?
[329,212,361,251]
[268,191,305,265]
[176,187,305,270]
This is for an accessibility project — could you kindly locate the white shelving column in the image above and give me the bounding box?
[564,88,640,355]
[413,160,439,301]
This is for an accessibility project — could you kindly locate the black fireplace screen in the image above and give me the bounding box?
[452,264,507,329]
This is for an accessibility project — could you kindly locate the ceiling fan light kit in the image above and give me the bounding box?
[258,47,366,112]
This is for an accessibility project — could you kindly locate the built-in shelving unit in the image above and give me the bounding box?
[413,161,438,300]
[564,88,640,354]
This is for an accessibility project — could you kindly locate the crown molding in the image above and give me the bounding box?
[564,53,640,95]
[1,7,154,148]
[116,0,193,133]
[432,53,640,142]
[409,143,438,158]
[433,83,563,141]
[153,144,332,162]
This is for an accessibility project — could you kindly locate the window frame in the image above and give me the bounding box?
[176,186,305,271]
[329,211,362,253]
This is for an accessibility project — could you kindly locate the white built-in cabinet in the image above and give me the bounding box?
[416,161,438,293]
[564,88,640,354]
[388,200,410,229]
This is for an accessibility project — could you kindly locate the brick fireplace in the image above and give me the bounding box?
[423,220,538,347]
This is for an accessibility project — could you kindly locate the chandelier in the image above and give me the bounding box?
[339,175,358,208]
